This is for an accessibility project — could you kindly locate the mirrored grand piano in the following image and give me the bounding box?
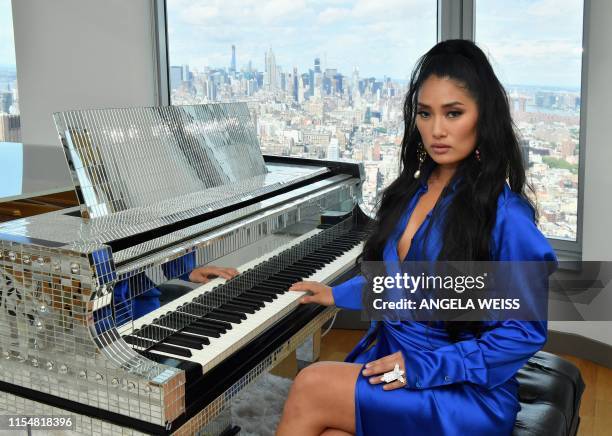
[0,103,371,435]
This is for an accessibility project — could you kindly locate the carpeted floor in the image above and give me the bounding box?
[230,372,293,436]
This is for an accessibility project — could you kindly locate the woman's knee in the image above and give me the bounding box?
[284,363,332,416]
[292,362,328,395]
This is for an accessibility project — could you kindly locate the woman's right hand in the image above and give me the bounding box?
[288,281,335,306]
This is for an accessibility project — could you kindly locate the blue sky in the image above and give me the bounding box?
[0,0,16,68]
[167,0,437,81]
[0,0,584,88]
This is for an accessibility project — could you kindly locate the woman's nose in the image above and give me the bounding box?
[432,117,447,138]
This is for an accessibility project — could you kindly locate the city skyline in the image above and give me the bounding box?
[0,0,584,88]
[167,44,583,94]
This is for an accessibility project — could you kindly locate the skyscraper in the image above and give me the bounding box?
[265,48,278,90]
[0,91,13,114]
[0,113,21,142]
[181,64,190,81]
[327,137,340,160]
[170,66,183,90]
[314,58,321,74]
[230,45,236,73]
[293,67,299,102]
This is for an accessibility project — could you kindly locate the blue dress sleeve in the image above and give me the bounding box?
[402,195,557,390]
[162,252,197,281]
[332,275,366,310]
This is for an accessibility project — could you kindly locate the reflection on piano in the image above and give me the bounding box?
[0,103,371,435]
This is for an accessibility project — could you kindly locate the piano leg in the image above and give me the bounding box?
[270,350,298,379]
[295,329,322,364]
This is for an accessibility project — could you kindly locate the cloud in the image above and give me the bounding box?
[352,0,425,20]
[484,39,582,62]
[317,7,351,25]
[479,39,583,87]
[527,0,583,17]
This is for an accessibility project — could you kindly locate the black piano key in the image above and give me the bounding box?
[233,295,265,307]
[123,335,156,348]
[243,290,276,302]
[285,265,317,274]
[260,278,292,288]
[309,256,335,264]
[194,317,232,331]
[303,254,331,262]
[297,260,325,269]
[162,334,205,350]
[252,285,283,294]
[182,324,221,338]
[175,331,211,346]
[275,272,305,281]
[314,245,340,252]
[337,238,359,246]
[133,325,173,341]
[312,250,338,259]
[325,239,351,246]
[220,302,256,315]
[299,256,326,264]
[214,307,248,320]
[226,298,261,311]
[152,342,192,358]
[207,310,243,324]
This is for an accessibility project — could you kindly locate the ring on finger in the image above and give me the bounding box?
[381,363,405,384]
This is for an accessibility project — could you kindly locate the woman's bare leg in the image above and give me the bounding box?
[276,361,362,436]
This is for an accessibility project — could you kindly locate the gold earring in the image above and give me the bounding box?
[414,142,427,179]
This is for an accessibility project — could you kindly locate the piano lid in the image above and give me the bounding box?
[53,103,268,219]
[0,103,335,252]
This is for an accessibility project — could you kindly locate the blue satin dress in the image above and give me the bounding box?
[331,178,557,436]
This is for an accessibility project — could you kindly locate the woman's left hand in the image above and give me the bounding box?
[189,265,239,284]
[361,351,406,391]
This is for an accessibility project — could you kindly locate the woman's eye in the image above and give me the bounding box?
[447,111,463,118]
[417,111,430,118]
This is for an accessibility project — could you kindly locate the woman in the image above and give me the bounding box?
[277,40,556,436]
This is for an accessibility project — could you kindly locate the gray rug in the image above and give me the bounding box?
[230,372,293,436]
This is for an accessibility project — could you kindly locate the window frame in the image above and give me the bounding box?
[154,0,587,259]
[469,0,588,260]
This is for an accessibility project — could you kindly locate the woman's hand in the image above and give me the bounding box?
[361,351,407,391]
[189,265,239,284]
[288,281,334,306]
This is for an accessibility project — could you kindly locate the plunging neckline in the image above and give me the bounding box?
[396,214,431,262]
[396,187,439,262]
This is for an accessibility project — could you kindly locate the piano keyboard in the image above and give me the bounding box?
[123,227,365,374]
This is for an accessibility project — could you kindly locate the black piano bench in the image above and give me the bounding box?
[514,351,585,436]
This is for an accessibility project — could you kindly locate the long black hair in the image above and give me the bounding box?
[361,39,535,341]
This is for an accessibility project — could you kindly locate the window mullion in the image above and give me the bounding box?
[438,0,474,41]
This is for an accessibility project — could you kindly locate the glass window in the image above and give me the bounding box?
[0,0,21,142]
[166,0,437,211]
[476,0,584,241]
